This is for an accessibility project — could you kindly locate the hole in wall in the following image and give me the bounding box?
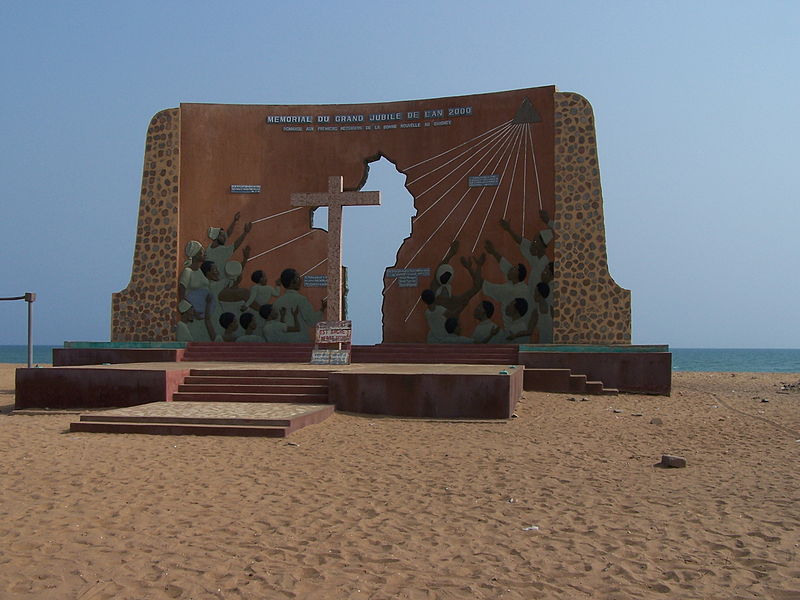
[341,157,416,344]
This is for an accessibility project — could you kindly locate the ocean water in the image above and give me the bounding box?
[671,348,800,373]
[0,345,58,365]
[0,345,798,372]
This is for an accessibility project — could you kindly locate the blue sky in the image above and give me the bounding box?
[1,1,798,347]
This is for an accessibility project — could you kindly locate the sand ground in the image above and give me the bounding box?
[0,365,798,599]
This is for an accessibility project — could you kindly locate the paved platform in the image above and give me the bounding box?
[70,401,334,437]
[18,361,523,420]
[52,343,672,394]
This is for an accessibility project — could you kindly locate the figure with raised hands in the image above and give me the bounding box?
[470,300,502,344]
[260,304,301,343]
[502,297,536,343]
[272,268,325,342]
[499,210,553,285]
[432,240,460,299]
[236,312,264,342]
[206,211,253,274]
[482,238,531,329]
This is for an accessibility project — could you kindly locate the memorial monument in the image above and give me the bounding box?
[112,85,630,345]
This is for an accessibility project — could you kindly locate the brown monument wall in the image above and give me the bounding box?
[112,87,631,344]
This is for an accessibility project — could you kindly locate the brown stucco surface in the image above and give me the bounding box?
[14,366,189,410]
[330,367,521,418]
[519,351,671,395]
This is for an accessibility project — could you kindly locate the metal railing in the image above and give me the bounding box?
[0,293,36,367]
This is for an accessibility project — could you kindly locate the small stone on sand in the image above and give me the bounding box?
[658,454,687,468]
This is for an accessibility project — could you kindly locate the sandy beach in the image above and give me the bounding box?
[0,364,798,599]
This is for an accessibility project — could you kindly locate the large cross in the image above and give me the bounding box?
[291,176,380,321]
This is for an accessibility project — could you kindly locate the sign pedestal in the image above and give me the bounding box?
[311,320,352,365]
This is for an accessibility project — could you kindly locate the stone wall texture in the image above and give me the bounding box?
[111,108,180,341]
[552,92,631,343]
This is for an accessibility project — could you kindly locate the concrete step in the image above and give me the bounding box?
[183,354,313,361]
[523,368,573,392]
[354,347,516,354]
[352,351,517,358]
[370,343,518,351]
[523,368,615,395]
[183,376,329,386]
[184,347,313,353]
[182,354,311,363]
[188,369,329,378]
[351,354,513,365]
[172,392,329,403]
[177,384,328,394]
[71,421,291,437]
[569,374,588,393]
[181,342,519,366]
[69,401,334,437]
[183,349,313,355]
[585,381,605,394]
[76,403,335,428]
[186,342,314,348]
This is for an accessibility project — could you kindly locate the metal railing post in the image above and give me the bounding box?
[0,293,36,367]
[25,293,36,368]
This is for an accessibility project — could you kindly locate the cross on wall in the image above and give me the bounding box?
[291,176,381,321]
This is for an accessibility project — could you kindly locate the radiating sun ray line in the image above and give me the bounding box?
[400,126,525,322]
[522,124,528,237]
[301,257,327,277]
[406,123,514,186]
[453,126,522,250]
[403,126,522,267]
[404,119,514,171]
[403,216,482,323]
[413,124,517,205]
[389,186,477,292]
[387,183,484,296]
[251,206,304,224]
[473,126,524,252]
[250,230,314,261]
[472,127,524,254]
[413,125,518,220]
[405,149,510,325]
[501,124,526,220]
[388,128,523,298]
[403,297,423,322]
[528,124,543,211]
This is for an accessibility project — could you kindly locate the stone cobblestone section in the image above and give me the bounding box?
[552,92,631,344]
[112,108,180,341]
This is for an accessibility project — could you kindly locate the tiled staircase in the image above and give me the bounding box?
[69,368,334,437]
[182,342,314,363]
[179,342,617,395]
[172,368,331,404]
[524,368,618,395]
